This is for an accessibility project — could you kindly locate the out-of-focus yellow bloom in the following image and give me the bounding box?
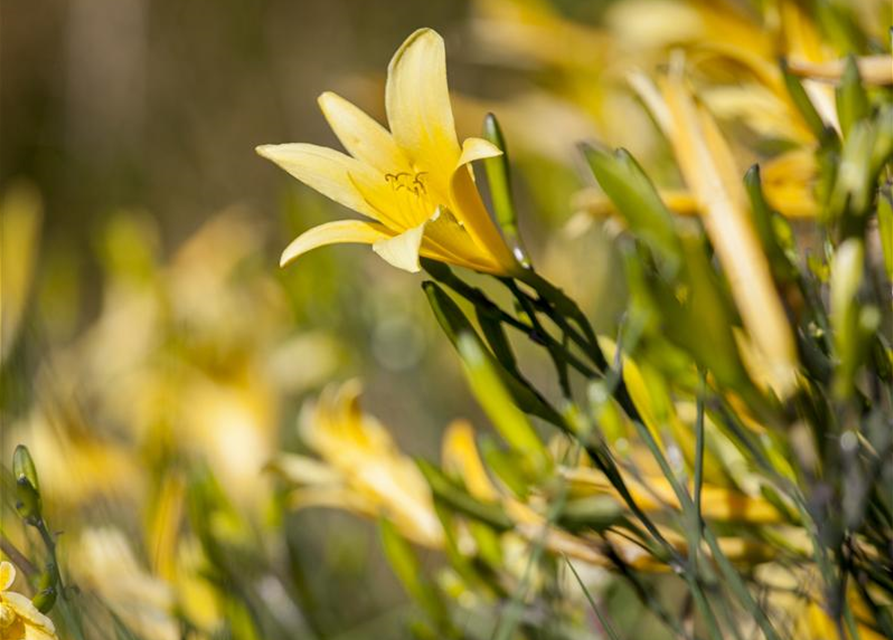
[270,381,443,547]
[442,420,500,502]
[275,397,783,578]
[0,183,41,365]
[470,0,833,144]
[70,528,178,640]
[13,412,141,510]
[758,565,889,640]
[258,29,518,275]
[0,562,58,640]
[5,211,329,512]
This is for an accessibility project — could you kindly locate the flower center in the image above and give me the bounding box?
[382,170,441,227]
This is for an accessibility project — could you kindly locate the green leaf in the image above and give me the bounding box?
[457,334,550,470]
[743,165,799,284]
[482,112,529,267]
[557,495,624,532]
[871,105,893,178]
[417,459,514,531]
[423,280,563,426]
[878,186,893,279]
[836,55,870,138]
[582,144,681,276]
[829,119,875,224]
[781,60,829,140]
[479,437,530,498]
[475,305,518,373]
[637,234,750,392]
[379,518,452,630]
[830,238,879,398]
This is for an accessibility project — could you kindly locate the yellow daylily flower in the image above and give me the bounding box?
[269,381,443,547]
[258,29,519,275]
[0,562,58,640]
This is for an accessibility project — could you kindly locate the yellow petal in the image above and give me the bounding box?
[448,139,517,275]
[442,420,499,501]
[0,184,42,365]
[456,137,503,167]
[256,143,381,219]
[4,592,57,636]
[267,453,343,486]
[0,561,15,590]
[372,219,428,273]
[345,169,500,270]
[318,92,410,174]
[780,0,832,63]
[786,55,893,86]
[280,219,393,267]
[386,29,461,182]
[761,149,818,218]
[422,209,504,271]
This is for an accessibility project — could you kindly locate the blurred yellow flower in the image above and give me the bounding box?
[0,183,42,365]
[651,70,800,399]
[70,528,178,640]
[270,381,443,547]
[258,28,518,275]
[757,565,889,640]
[0,562,58,640]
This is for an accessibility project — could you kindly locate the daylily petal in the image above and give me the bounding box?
[422,209,504,271]
[386,28,461,181]
[442,420,499,501]
[372,219,428,272]
[318,92,410,174]
[456,137,503,167]
[267,453,343,486]
[280,219,393,267]
[4,592,56,633]
[0,561,14,590]
[449,145,517,274]
[786,55,893,86]
[256,143,381,220]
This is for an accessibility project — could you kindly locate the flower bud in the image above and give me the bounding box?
[13,445,42,522]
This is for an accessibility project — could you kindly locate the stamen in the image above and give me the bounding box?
[385,171,428,197]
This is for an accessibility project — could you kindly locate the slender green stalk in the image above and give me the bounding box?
[565,556,622,640]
